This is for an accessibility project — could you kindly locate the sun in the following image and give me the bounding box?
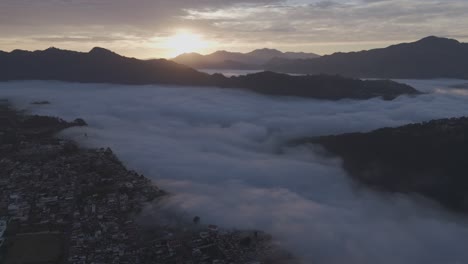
[165,32,209,57]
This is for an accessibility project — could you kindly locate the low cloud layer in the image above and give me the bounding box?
[2,79,468,263]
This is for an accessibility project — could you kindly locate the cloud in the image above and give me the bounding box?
[1,79,468,263]
[0,0,281,57]
[186,0,468,43]
[1,0,468,57]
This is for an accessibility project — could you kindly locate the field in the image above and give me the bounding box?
[5,232,63,264]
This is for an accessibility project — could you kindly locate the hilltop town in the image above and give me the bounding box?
[0,102,294,264]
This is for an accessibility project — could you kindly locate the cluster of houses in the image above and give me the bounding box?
[0,124,162,263]
[67,148,164,263]
[145,224,276,264]
[0,105,292,263]
[0,135,273,263]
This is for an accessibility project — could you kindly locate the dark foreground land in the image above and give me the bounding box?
[0,102,294,264]
[299,117,468,213]
[0,47,419,100]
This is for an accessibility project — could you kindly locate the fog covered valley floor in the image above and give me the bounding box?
[2,79,468,263]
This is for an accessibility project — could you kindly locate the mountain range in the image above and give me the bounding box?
[265,36,468,79]
[172,48,320,69]
[0,47,418,100]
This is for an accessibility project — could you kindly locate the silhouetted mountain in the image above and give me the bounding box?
[0,47,419,100]
[299,117,468,213]
[213,71,420,100]
[266,36,468,79]
[172,48,320,69]
[0,47,212,85]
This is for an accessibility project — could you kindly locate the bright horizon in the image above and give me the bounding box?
[0,36,463,60]
[1,0,468,59]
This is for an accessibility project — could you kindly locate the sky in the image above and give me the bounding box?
[2,79,468,263]
[1,0,468,58]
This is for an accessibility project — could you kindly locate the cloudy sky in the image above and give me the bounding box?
[1,0,468,58]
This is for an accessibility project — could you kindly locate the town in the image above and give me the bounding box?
[0,102,295,264]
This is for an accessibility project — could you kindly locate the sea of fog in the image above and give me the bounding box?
[2,79,468,264]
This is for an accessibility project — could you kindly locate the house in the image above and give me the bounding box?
[208,225,219,232]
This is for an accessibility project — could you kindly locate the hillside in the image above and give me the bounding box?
[0,47,212,86]
[299,117,468,213]
[266,36,468,79]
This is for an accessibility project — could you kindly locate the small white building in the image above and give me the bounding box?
[208,224,219,232]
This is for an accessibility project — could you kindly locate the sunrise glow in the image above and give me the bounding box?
[165,31,209,57]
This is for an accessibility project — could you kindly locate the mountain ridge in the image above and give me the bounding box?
[265,36,468,79]
[172,48,320,69]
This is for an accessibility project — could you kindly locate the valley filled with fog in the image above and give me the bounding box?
[2,79,468,264]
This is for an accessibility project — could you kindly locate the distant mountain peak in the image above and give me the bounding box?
[248,48,283,55]
[89,47,117,56]
[416,36,460,45]
[10,49,30,55]
[171,52,207,64]
[252,48,281,52]
[42,47,71,54]
[180,52,202,56]
[212,50,241,55]
[45,47,61,51]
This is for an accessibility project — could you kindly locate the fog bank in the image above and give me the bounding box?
[1,80,468,263]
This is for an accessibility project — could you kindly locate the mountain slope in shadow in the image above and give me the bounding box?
[299,117,468,213]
